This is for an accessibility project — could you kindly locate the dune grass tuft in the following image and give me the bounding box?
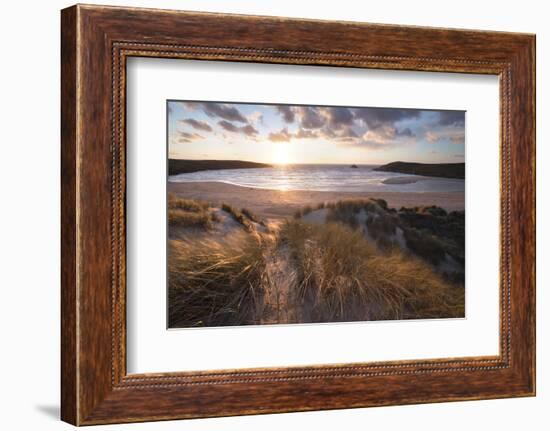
[168,193,209,212]
[402,227,447,265]
[221,203,264,229]
[168,195,216,230]
[280,220,463,322]
[168,231,268,327]
[221,203,251,228]
[293,204,314,219]
[168,208,212,229]
[326,207,360,230]
[398,206,464,266]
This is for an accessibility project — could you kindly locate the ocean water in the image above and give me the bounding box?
[168,164,465,193]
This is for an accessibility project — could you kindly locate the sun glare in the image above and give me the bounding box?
[272,143,293,165]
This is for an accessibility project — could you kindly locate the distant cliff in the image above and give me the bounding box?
[374,162,465,179]
[168,159,271,175]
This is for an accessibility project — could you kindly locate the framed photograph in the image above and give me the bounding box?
[61,4,536,425]
[165,100,467,329]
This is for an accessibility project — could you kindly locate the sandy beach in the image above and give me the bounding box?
[168,181,465,220]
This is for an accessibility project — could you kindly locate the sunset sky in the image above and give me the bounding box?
[168,101,465,165]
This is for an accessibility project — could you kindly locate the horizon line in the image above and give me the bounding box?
[168,158,465,165]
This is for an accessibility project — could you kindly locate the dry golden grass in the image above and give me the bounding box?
[167,197,464,327]
[293,204,314,219]
[281,220,463,322]
[221,203,250,229]
[168,194,216,229]
[296,198,464,277]
[168,193,209,212]
[221,203,264,230]
[326,207,360,230]
[327,198,383,214]
[168,208,212,229]
[241,207,259,224]
[168,231,268,327]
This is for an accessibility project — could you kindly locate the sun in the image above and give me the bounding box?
[272,143,293,165]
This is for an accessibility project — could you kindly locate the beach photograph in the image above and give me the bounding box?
[167,100,466,328]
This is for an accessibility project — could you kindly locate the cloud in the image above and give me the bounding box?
[241,124,260,137]
[291,106,358,141]
[268,128,292,142]
[353,108,420,130]
[295,106,325,129]
[362,126,397,146]
[174,102,464,154]
[397,127,414,137]
[322,125,360,141]
[247,111,264,125]
[424,129,464,145]
[186,102,248,123]
[450,133,465,144]
[217,120,239,132]
[357,123,416,148]
[293,107,419,148]
[177,131,204,143]
[277,106,355,131]
[179,118,213,132]
[282,124,359,142]
[295,128,318,139]
[321,107,354,130]
[281,109,413,148]
[438,111,465,126]
[426,131,439,143]
[423,111,465,145]
[276,105,296,123]
[218,120,258,137]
